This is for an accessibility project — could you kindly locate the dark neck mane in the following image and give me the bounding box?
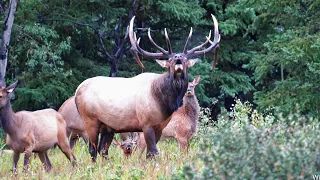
[152,72,189,118]
[0,101,16,135]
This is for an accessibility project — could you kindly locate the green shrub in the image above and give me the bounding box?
[0,137,5,151]
[177,100,320,179]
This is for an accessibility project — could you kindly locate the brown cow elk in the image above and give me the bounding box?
[58,96,88,149]
[136,76,201,153]
[0,80,77,173]
[75,14,220,160]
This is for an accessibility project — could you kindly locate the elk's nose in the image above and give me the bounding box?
[186,88,193,96]
[126,144,132,150]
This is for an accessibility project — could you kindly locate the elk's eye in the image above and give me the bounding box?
[0,95,2,98]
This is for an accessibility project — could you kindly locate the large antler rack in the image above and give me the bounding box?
[183,14,221,69]
[129,16,172,68]
[129,14,220,69]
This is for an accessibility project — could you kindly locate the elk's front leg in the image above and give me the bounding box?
[23,148,32,172]
[12,151,20,173]
[143,127,159,158]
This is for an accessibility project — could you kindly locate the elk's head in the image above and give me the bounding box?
[113,138,137,157]
[186,76,200,97]
[0,80,18,109]
[129,14,220,78]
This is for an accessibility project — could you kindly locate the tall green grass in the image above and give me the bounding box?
[0,137,203,179]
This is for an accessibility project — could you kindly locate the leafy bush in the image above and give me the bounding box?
[0,135,5,151]
[175,100,320,179]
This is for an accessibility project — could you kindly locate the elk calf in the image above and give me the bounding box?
[137,76,201,153]
[0,81,77,173]
[113,132,137,157]
[58,96,88,149]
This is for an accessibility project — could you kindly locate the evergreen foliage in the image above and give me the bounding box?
[0,0,319,135]
[246,0,320,116]
[173,100,320,179]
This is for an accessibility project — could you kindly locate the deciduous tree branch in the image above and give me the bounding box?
[0,0,18,80]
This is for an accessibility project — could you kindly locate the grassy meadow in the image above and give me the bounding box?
[1,100,320,179]
[0,137,203,179]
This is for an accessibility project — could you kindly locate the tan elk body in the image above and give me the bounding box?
[58,96,136,156]
[58,96,88,149]
[136,76,200,153]
[0,81,76,173]
[75,15,220,160]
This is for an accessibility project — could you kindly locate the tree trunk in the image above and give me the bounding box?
[0,0,18,80]
[109,58,118,77]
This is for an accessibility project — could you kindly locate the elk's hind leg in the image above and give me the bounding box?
[44,152,52,169]
[83,118,100,162]
[56,123,77,166]
[98,127,114,158]
[69,133,80,149]
[38,151,51,172]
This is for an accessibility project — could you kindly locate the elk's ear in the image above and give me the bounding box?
[6,81,18,93]
[193,76,200,85]
[187,58,199,67]
[113,140,121,146]
[156,60,170,68]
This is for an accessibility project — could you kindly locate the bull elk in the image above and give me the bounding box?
[0,80,77,173]
[75,14,220,160]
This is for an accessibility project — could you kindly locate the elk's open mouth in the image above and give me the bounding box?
[175,60,183,71]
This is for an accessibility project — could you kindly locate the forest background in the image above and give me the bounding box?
[0,0,319,140]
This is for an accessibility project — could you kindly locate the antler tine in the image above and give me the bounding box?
[129,16,168,68]
[164,28,173,55]
[135,37,170,58]
[183,27,193,54]
[129,16,144,68]
[186,14,220,57]
[186,30,211,55]
[148,28,169,55]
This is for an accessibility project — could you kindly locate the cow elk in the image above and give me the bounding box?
[75,14,220,160]
[137,76,201,153]
[0,80,77,173]
[58,96,88,149]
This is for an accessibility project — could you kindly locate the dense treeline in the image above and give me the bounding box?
[0,0,319,124]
